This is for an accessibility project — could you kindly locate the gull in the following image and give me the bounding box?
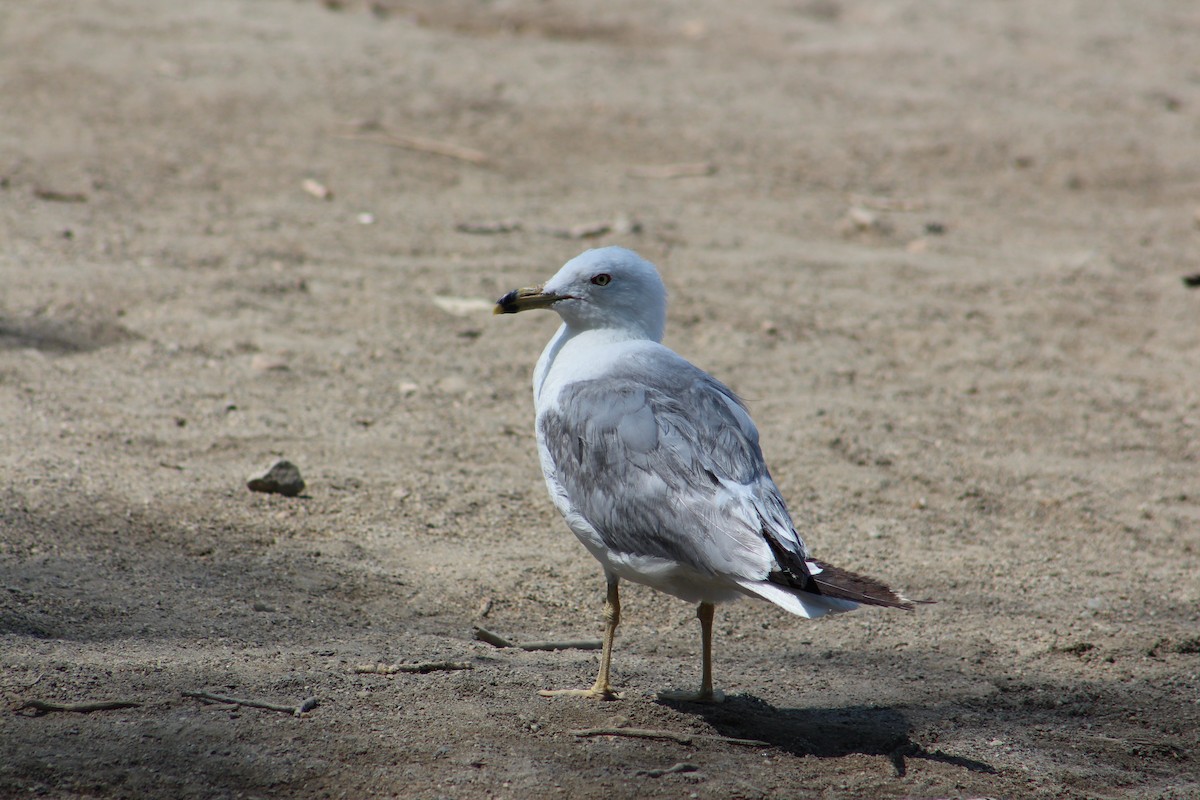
[495,247,915,702]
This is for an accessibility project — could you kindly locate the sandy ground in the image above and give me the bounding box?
[2,1,1199,798]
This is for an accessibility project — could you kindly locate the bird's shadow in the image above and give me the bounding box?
[658,694,995,777]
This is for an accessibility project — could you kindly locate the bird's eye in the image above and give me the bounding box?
[591,273,612,286]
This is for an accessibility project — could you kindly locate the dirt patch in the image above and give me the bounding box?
[2,1,1198,797]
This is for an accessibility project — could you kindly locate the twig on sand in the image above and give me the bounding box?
[571,727,770,748]
[626,162,716,179]
[847,193,927,212]
[352,661,473,675]
[473,626,516,647]
[635,762,701,778]
[335,129,489,165]
[456,219,523,235]
[33,187,89,203]
[473,626,602,651]
[535,220,613,239]
[15,699,141,716]
[516,638,603,651]
[182,690,318,717]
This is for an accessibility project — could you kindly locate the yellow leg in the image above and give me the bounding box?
[539,575,622,700]
[658,602,725,703]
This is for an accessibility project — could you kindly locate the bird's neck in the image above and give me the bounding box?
[533,324,650,405]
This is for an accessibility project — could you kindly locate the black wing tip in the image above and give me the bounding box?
[806,559,927,611]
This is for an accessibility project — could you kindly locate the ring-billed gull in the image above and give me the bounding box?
[495,247,915,702]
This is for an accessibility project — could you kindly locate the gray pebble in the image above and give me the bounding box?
[247,459,306,497]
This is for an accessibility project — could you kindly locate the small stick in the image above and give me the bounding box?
[627,162,716,179]
[536,221,612,239]
[33,187,88,203]
[636,762,700,778]
[16,699,141,715]
[182,690,317,717]
[456,220,522,235]
[848,193,927,212]
[473,626,601,651]
[352,661,473,675]
[335,131,488,165]
[515,639,604,652]
[473,626,514,648]
[571,727,769,748]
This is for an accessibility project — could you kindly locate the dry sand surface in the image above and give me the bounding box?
[2,1,1199,798]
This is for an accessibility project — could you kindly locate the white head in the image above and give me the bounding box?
[495,247,667,342]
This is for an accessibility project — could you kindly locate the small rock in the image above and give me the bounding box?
[612,215,643,234]
[436,375,471,395]
[432,296,494,316]
[837,206,893,237]
[247,460,306,497]
[302,178,333,200]
[250,353,289,372]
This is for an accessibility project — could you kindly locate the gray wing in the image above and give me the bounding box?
[538,355,807,580]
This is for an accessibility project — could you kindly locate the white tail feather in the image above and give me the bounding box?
[735,579,860,619]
